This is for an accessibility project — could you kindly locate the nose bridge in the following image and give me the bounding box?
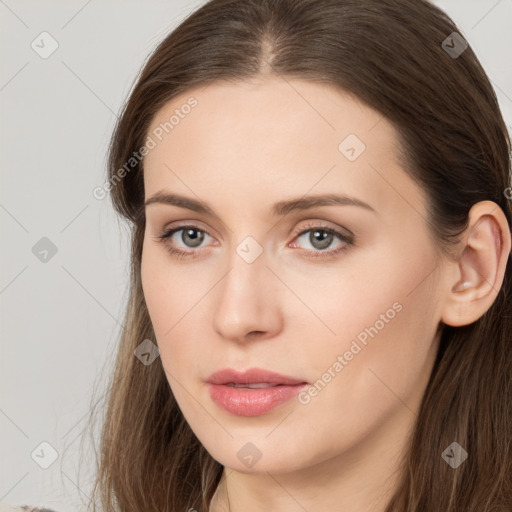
[212,238,282,341]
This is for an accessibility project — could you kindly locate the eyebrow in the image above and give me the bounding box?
[144,191,378,217]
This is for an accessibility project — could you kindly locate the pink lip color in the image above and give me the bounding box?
[206,368,308,417]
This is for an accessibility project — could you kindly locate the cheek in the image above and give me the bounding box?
[141,248,168,329]
[140,245,182,350]
[295,241,440,422]
[140,245,210,374]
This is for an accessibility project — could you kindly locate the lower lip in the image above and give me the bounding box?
[207,383,307,416]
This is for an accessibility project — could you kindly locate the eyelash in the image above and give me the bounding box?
[154,222,354,261]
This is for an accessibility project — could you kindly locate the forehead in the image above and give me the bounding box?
[145,77,387,158]
[142,77,425,222]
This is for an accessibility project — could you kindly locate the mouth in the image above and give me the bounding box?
[206,367,308,416]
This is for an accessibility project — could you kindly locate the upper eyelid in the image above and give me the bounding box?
[159,220,348,234]
[294,221,353,237]
[159,223,216,241]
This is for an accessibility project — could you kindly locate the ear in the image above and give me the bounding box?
[441,200,511,327]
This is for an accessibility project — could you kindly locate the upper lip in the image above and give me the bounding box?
[206,367,307,386]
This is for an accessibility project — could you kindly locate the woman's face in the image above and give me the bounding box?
[141,77,448,474]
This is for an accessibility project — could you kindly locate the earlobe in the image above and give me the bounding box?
[441,201,511,327]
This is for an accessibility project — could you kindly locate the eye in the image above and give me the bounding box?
[155,226,215,259]
[289,222,354,259]
[154,222,354,260]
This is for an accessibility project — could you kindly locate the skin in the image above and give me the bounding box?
[140,76,511,512]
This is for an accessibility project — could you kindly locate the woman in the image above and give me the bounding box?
[84,0,512,511]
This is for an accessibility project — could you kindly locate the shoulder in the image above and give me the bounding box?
[0,505,59,512]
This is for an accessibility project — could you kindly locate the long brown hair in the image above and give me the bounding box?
[82,0,512,510]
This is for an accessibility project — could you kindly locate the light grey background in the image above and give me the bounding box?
[1,0,511,510]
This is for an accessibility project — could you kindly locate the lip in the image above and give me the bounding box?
[207,367,307,386]
[206,367,308,416]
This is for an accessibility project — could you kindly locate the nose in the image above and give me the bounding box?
[212,250,283,343]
